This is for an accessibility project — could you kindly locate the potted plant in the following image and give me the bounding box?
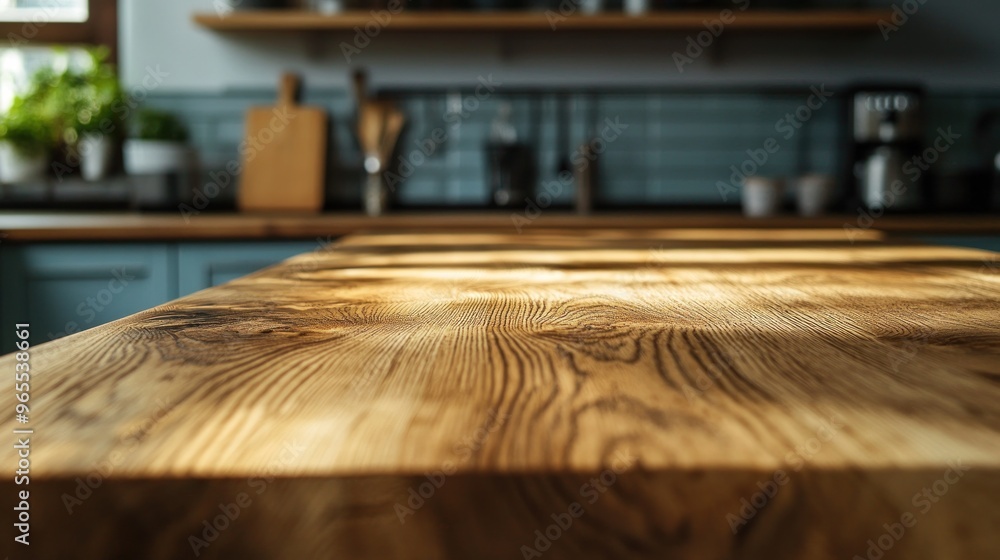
[67,49,125,181]
[0,97,56,184]
[124,109,192,176]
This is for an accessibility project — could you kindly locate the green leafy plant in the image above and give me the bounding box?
[0,109,52,157]
[132,108,189,143]
[0,48,125,158]
[66,47,125,139]
[0,86,58,158]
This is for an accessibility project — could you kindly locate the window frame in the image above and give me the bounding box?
[0,0,118,62]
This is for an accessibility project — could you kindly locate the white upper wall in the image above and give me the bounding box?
[121,0,1000,93]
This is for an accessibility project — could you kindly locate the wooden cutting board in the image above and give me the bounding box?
[238,73,327,213]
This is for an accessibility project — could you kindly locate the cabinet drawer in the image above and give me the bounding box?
[0,243,174,349]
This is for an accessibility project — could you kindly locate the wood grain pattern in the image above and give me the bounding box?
[1,229,999,559]
[2,212,1000,241]
[192,10,893,32]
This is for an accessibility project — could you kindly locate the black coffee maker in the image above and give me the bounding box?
[975,110,1000,212]
[844,85,927,213]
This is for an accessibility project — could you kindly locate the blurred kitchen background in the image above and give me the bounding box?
[0,0,999,213]
[1,0,999,347]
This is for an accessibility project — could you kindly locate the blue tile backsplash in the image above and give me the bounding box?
[141,88,1000,210]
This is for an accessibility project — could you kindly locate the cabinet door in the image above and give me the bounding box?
[177,241,320,296]
[0,243,175,351]
[918,236,1000,274]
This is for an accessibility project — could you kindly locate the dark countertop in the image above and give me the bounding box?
[0,211,998,242]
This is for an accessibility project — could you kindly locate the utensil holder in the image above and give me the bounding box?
[365,171,387,217]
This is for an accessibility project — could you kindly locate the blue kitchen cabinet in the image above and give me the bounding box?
[0,240,323,353]
[0,243,176,352]
[176,241,319,296]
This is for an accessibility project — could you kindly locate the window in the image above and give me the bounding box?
[0,0,116,110]
[0,0,116,61]
[0,0,89,23]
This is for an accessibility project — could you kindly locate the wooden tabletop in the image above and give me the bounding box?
[2,229,999,559]
[1,211,999,241]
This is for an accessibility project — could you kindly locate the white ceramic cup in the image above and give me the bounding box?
[741,176,784,218]
[795,174,834,217]
[624,0,650,15]
[578,0,603,14]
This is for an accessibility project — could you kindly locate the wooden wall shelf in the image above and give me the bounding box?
[193,10,892,32]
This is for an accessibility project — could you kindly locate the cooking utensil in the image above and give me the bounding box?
[575,140,596,215]
[359,100,406,216]
[351,69,368,116]
[556,94,571,177]
[359,101,387,216]
[238,73,328,213]
[381,107,405,164]
[359,102,385,165]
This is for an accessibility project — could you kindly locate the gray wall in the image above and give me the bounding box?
[122,0,1000,93]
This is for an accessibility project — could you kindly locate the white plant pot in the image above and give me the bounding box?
[741,176,784,218]
[124,140,192,176]
[0,141,49,184]
[79,134,116,182]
